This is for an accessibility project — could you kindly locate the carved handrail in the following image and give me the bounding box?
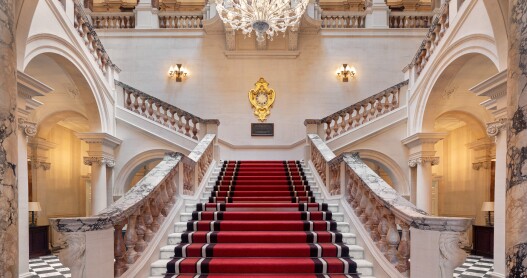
[89,12,135,29]
[306,80,407,141]
[158,11,204,28]
[116,80,220,141]
[49,135,216,277]
[320,11,366,28]
[389,11,434,28]
[407,0,450,76]
[72,1,120,74]
[307,134,471,277]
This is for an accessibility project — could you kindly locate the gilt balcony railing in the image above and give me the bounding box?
[307,134,471,277]
[49,135,216,277]
[306,80,407,141]
[116,81,219,141]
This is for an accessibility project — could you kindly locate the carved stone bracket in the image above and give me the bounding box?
[408,156,439,167]
[84,156,116,167]
[486,118,507,138]
[18,118,37,137]
[472,161,491,171]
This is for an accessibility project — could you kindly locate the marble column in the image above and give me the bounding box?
[468,138,494,225]
[409,156,439,213]
[506,0,527,276]
[77,133,121,215]
[487,119,507,277]
[402,133,446,214]
[0,0,19,276]
[17,119,37,277]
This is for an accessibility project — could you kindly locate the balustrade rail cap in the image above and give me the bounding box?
[318,80,408,123]
[307,134,471,232]
[342,153,472,232]
[185,134,216,163]
[115,80,220,125]
[50,152,183,233]
[304,119,322,125]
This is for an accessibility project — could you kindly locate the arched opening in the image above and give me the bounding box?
[421,53,497,221]
[24,53,103,226]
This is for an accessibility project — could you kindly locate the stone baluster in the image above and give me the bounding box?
[169,108,177,128]
[125,212,139,264]
[114,222,128,276]
[359,191,369,223]
[149,195,161,232]
[324,119,332,140]
[332,115,340,138]
[160,182,170,216]
[192,117,199,140]
[368,197,381,242]
[339,113,347,134]
[385,213,400,265]
[377,207,389,253]
[396,221,410,274]
[143,202,154,242]
[140,95,147,115]
[363,194,374,234]
[133,93,139,112]
[125,90,132,108]
[177,113,184,133]
[392,89,399,108]
[134,206,147,253]
[147,99,155,119]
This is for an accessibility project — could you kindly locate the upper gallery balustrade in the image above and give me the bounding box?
[80,0,435,30]
[306,80,408,141]
[116,81,220,141]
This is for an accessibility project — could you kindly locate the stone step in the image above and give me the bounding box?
[158,243,364,260]
[184,203,339,213]
[150,258,373,276]
[173,221,350,233]
[167,231,358,245]
[179,211,343,222]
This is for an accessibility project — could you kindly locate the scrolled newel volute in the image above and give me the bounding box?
[439,231,469,278]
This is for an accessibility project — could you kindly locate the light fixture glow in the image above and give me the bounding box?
[337,64,356,82]
[168,64,188,82]
[215,0,309,42]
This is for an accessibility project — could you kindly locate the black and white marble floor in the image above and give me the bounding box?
[28,255,71,278]
[28,254,493,277]
[454,255,494,277]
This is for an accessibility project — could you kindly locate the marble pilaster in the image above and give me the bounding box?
[28,138,56,226]
[0,0,19,276]
[402,133,446,213]
[505,0,527,276]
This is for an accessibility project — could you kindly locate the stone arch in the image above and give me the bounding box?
[24,34,114,134]
[354,149,409,196]
[36,111,89,138]
[113,149,172,197]
[410,34,500,133]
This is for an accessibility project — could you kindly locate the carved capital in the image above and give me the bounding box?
[33,160,51,171]
[18,118,37,137]
[408,156,440,167]
[472,161,491,170]
[486,118,507,138]
[84,156,116,167]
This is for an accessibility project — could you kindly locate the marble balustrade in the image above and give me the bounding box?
[321,12,366,28]
[158,12,204,29]
[388,12,434,28]
[407,1,450,76]
[306,80,406,141]
[89,12,135,29]
[49,135,216,277]
[72,0,120,75]
[117,80,220,141]
[307,134,472,277]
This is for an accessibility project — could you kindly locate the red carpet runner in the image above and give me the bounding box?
[165,161,360,277]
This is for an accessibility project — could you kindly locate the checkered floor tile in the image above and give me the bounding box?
[28,255,71,278]
[454,255,494,277]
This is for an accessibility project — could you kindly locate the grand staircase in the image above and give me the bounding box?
[151,161,374,277]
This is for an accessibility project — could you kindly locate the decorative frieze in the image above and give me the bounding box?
[408,156,439,167]
[83,156,116,167]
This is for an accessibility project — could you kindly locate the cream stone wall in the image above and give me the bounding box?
[99,30,424,152]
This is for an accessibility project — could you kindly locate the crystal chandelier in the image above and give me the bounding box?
[215,0,309,42]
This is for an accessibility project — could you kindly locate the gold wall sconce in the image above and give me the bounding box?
[336,64,356,82]
[168,64,188,82]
